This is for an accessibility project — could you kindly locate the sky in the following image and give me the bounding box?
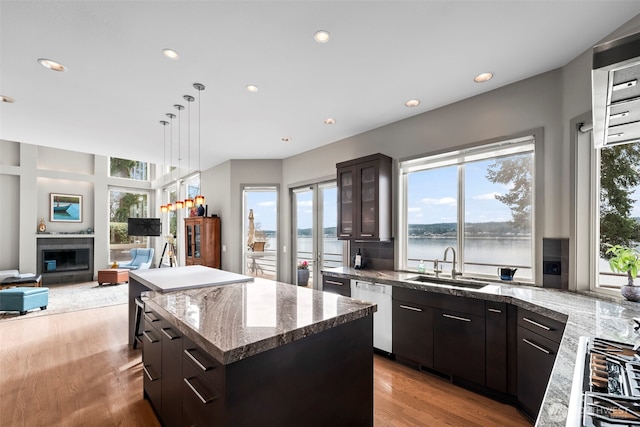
[407,159,517,225]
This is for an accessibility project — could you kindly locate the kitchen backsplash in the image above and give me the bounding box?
[349,241,394,271]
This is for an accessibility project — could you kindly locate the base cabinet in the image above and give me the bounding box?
[322,275,351,297]
[433,308,485,385]
[392,298,433,368]
[485,301,508,393]
[516,308,564,419]
[142,311,162,417]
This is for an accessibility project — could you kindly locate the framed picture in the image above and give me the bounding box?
[50,193,82,222]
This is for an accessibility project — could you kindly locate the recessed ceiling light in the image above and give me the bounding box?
[324,118,336,125]
[314,30,330,43]
[281,137,292,142]
[405,99,420,107]
[37,58,66,72]
[1,95,15,103]
[246,85,259,92]
[474,72,493,83]
[162,48,180,60]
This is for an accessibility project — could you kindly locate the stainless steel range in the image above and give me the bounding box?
[568,335,640,426]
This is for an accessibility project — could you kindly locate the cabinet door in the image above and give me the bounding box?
[337,166,355,239]
[142,323,162,416]
[517,326,559,419]
[186,224,194,259]
[392,299,433,368]
[161,323,183,427]
[357,160,379,239]
[486,302,507,393]
[193,223,201,259]
[433,309,485,385]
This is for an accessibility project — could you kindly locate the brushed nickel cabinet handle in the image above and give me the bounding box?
[143,330,158,343]
[339,234,351,237]
[360,234,373,237]
[184,349,212,371]
[184,377,215,404]
[161,328,180,340]
[143,365,159,381]
[522,338,551,354]
[442,313,471,322]
[488,308,502,313]
[325,280,344,286]
[523,317,551,331]
[399,305,423,312]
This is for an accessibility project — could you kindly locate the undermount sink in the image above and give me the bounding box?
[405,275,488,289]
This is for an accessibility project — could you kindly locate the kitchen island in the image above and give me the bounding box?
[141,276,376,427]
[128,265,253,345]
[323,267,640,427]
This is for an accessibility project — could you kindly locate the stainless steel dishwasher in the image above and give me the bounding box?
[351,280,392,353]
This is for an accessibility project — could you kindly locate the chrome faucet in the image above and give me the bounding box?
[443,246,462,279]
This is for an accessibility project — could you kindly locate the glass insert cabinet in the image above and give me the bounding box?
[184,216,221,268]
[336,153,392,241]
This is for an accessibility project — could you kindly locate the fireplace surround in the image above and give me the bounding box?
[37,237,94,285]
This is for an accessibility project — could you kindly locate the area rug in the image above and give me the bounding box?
[0,281,128,321]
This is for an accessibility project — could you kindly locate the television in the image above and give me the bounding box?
[127,218,162,236]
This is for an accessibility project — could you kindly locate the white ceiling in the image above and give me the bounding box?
[2,1,640,171]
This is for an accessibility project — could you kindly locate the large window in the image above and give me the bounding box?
[109,157,148,180]
[108,189,149,263]
[399,136,535,280]
[597,141,640,288]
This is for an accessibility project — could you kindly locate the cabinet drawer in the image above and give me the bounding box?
[143,308,162,331]
[517,307,565,343]
[322,276,351,297]
[183,359,224,427]
[432,294,485,317]
[183,336,225,392]
[393,287,441,307]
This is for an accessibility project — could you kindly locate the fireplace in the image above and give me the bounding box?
[37,237,94,285]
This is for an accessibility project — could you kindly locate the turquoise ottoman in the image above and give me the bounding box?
[0,287,49,315]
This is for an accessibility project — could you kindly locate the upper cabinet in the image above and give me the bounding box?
[337,153,392,241]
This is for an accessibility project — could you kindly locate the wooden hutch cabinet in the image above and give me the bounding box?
[336,153,392,241]
[184,216,221,268]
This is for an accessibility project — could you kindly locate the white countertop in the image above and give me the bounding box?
[129,265,253,292]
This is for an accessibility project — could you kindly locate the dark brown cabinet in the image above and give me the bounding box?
[184,216,221,268]
[142,307,183,427]
[322,275,351,297]
[516,308,565,419]
[392,298,434,368]
[485,301,508,393]
[336,153,392,241]
[433,305,486,386]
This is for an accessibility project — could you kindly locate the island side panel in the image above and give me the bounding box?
[128,277,150,346]
[225,315,374,427]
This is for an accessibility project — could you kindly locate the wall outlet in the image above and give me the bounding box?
[222,245,226,252]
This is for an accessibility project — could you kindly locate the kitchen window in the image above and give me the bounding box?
[398,136,535,280]
[596,141,640,288]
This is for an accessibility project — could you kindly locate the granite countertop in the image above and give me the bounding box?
[143,277,377,365]
[130,265,253,292]
[323,267,640,427]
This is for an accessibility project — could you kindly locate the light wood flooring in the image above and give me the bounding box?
[0,304,531,427]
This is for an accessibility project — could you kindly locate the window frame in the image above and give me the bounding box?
[397,129,543,283]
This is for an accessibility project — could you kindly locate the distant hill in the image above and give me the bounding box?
[409,222,529,237]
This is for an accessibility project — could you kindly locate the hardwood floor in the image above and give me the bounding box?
[0,305,531,427]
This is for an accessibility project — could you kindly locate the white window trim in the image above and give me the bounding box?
[397,130,543,284]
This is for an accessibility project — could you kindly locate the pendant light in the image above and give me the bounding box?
[159,120,169,213]
[166,112,176,211]
[174,103,185,210]
[183,94,195,209]
[194,83,206,206]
